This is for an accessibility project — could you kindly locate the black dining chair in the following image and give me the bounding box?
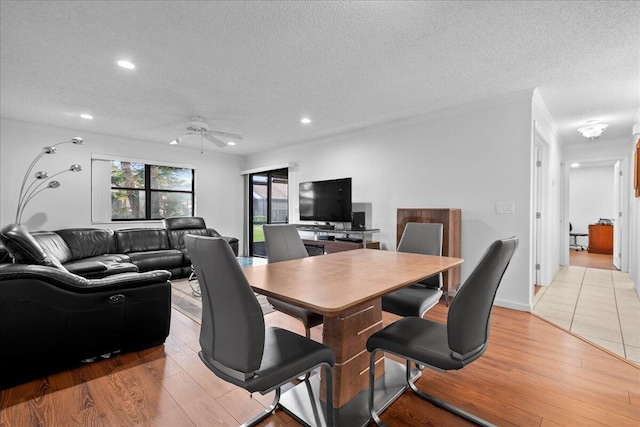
[382,222,446,318]
[185,235,335,427]
[367,236,518,427]
[263,224,324,339]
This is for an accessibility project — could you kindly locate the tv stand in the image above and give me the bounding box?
[302,238,379,254]
[295,225,380,254]
[335,237,362,243]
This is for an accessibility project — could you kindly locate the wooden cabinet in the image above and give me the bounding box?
[588,224,613,254]
[397,208,462,295]
[302,239,380,254]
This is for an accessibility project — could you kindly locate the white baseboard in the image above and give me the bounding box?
[494,298,532,312]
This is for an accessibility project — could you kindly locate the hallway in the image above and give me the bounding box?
[533,265,639,365]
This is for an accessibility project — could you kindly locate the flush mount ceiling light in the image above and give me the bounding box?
[80,113,93,120]
[300,117,311,124]
[570,163,580,168]
[577,120,609,140]
[227,141,236,146]
[116,60,135,69]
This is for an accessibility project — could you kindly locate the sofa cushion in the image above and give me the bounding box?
[168,228,211,250]
[31,231,74,264]
[0,224,66,270]
[163,217,208,249]
[126,250,183,273]
[115,228,170,253]
[56,228,118,260]
[163,216,207,231]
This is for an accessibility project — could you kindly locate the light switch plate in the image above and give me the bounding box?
[496,202,515,214]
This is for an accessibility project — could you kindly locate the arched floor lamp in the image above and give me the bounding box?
[15,137,85,224]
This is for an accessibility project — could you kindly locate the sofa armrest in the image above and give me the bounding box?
[64,259,109,275]
[207,229,239,256]
[220,236,239,245]
[0,264,171,293]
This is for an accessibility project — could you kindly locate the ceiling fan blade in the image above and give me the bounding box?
[207,130,243,140]
[203,133,227,148]
[173,133,196,143]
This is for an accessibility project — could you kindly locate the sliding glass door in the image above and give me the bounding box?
[249,168,288,257]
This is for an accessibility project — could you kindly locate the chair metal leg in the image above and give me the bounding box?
[290,363,333,427]
[444,292,450,307]
[324,362,334,427]
[241,387,281,427]
[299,326,311,380]
[407,375,496,427]
[368,350,390,427]
[369,348,494,427]
[188,266,201,297]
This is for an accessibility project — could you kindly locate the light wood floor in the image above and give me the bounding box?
[1,304,639,426]
[569,250,616,270]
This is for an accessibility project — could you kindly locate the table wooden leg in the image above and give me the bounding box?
[321,299,385,408]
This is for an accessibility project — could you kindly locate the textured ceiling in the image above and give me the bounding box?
[1,1,639,155]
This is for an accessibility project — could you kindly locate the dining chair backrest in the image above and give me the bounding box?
[263,224,309,263]
[397,222,443,255]
[398,222,443,288]
[185,235,265,380]
[447,236,518,361]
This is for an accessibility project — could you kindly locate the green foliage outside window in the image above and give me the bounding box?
[110,161,194,220]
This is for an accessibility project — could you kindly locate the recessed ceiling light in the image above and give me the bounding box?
[570,163,580,168]
[169,139,178,145]
[80,113,93,120]
[300,117,311,124]
[227,141,236,146]
[117,60,135,69]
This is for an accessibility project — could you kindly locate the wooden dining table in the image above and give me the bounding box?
[242,249,463,427]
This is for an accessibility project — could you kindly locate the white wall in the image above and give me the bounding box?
[569,166,615,235]
[1,90,570,311]
[0,118,245,252]
[245,91,538,311]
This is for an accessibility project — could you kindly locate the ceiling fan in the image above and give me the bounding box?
[171,117,243,149]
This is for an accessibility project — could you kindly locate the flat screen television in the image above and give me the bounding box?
[299,177,352,222]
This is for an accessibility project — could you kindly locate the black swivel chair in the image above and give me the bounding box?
[185,235,335,427]
[367,237,518,427]
[569,222,587,251]
[381,222,447,319]
[263,224,324,339]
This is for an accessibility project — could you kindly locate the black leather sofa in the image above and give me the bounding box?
[0,217,238,389]
[1,217,239,279]
[0,225,173,389]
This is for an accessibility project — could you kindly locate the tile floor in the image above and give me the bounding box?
[533,266,640,365]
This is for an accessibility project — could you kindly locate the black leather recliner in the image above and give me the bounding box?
[0,224,172,389]
[164,216,239,256]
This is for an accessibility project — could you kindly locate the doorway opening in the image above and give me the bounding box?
[248,168,289,257]
[567,160,622,271]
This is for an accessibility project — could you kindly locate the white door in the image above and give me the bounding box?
[613,161,622,270]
